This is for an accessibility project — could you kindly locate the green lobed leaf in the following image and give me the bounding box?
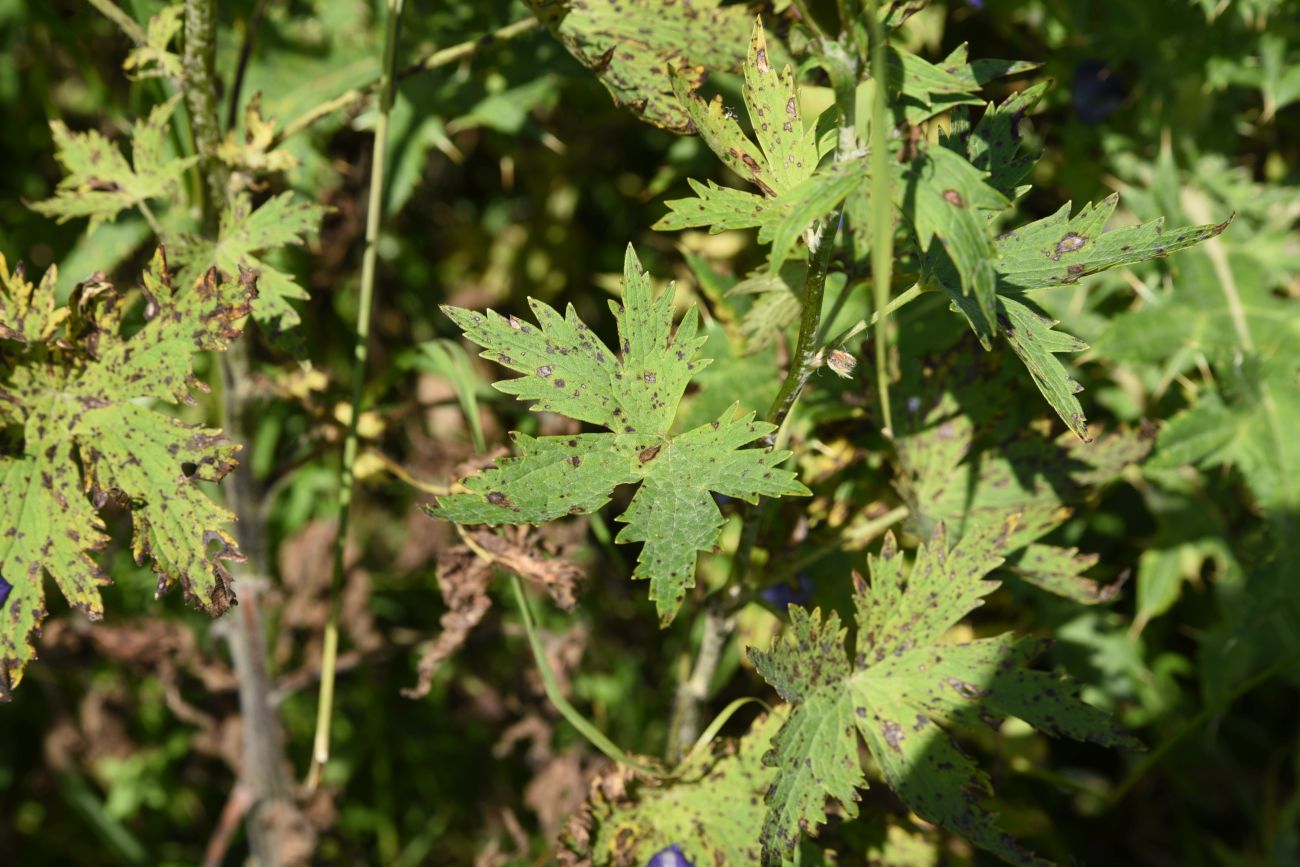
[173,192,326,331]
[748,521,1140,865]
[669,19,820,199]
[122,4,184,81]
[428,246,809,625]
[29,97,197,232]
[992,195,1233,293]
[906,146,1009,335]
[891,341,1152,602]
[0,249,254,699]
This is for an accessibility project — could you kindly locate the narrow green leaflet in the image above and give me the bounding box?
[993,195,1232,293]
[523,0,762,131]
[30,97,196,231]
[122,4,183,81]
[749,521,1140,866]
[660,18,825,246]
[562,709,786,865]
[427,247,809,625]
[890,43,1038,125]
[173,192,326,330]
[935,194,1229,437]
[906,146,1009,333]
[0,249,254,699]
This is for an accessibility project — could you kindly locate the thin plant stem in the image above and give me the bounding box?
[504,568,664,777]
[1104,650,1300,809]
[667,212,843,754]
[275,16,539,146]
[225,0,271,130]
[184,0,291,863]
[822,281,923,351]
[867,0,895,435]
[306,0,405,792]
[790,0,828,41]
[182,0,229,232]
[85,0,146,45]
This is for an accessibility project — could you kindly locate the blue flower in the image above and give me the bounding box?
[0,575,11,610]
[761,574,815,608]
[648,843,694,867]
[1073,60,1127,124]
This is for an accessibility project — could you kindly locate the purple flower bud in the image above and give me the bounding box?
[648,844,694,867]
[762,574,815,608]
[0,575,10,609]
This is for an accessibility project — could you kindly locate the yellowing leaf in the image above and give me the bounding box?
[0,249,254,699]
[123,4,184,81]
[525,0,763,131]
[174,192,325,330]
[30,97,197,231]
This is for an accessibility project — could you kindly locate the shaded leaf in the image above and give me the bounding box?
[748,522,1139,865]
[562,709,786,865]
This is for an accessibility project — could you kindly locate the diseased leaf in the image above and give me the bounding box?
[993,195,1233,293]
[523,0,766,131]
[748,521,1139,865]
[173,192,325,330]
[0,249,255,699]
[670,19,821,199]
[428,246,809,625]
[122,4,183,81]
[891,342,1152,603]
[30,97,197,232]
[562,709,786,865]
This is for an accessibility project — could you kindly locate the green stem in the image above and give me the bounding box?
[867,0,895,435]
[1104,650,1300,809]
[790,0,828,41]
[184,0,290,863]
[509,574,664,777]
[822,281,923,351]
[764,215,842,435]
[668,211,842,754]
[85,0,146,44]
[182,0,228,232]
[307,0,405,792]
[274,16,539,146]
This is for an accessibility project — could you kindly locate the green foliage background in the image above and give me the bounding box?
[0,0,1297,864]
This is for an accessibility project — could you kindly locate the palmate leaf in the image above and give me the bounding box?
[891,342,1152,603]
[749,520,1139,866]
[0,249,254,698]
[122,3,183,81]
[428,246,809,625]
[173,192,326,330]
[30,97,197,232]
[563,708,786,865]
[657,18,840,262]
[523,0,767,131]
